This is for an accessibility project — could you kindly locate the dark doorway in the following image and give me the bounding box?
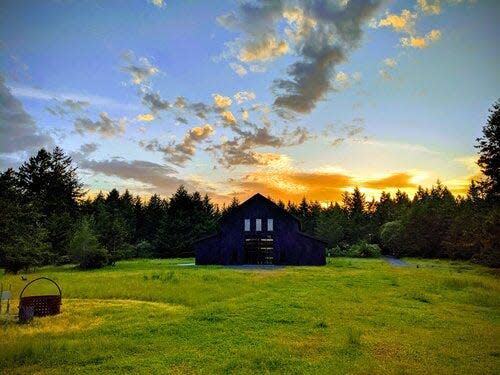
[244,235,274,264]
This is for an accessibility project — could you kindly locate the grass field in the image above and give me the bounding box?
[1,258,499,374]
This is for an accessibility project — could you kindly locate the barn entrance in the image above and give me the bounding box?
[244,235,274,264]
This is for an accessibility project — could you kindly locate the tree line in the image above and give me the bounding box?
[1,100,498,272]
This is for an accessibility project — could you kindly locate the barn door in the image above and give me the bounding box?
[244,235,274,264]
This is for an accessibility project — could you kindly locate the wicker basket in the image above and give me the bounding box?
[19,277,62,323]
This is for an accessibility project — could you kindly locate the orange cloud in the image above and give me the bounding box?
[362,172,416,189]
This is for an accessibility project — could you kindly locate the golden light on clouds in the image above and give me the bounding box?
[221,110,237,126]
[213,94,232,109]
[136,113,155,122]
[239,36,289,62]
[378,9,416,34]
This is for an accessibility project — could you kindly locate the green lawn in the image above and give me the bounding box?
[1,258,499,374]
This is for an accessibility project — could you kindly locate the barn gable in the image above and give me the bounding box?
[195,193,326,266]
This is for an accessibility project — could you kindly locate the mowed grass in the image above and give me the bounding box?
[1,258,499,374]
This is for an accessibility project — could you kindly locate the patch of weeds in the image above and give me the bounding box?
[202,274,219,282]
[346,327,362,347]
[150,271,179,283]
[289,302,303,309]
[411,292,431,303]
[143,275,148,281]
[315,320,328,329]
[193,306,228,322]
[467,291,497,308]
[443,277,471,290]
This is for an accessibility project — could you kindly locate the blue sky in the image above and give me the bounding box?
[1,0,499,203]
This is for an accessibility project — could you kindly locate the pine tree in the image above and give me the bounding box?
[476,99,500,200]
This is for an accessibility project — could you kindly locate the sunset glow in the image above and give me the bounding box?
[1,0,498,204]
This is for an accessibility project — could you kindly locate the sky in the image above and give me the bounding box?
[1,0,499,205]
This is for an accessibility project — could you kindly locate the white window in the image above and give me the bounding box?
[267,218,273,231]
[256,219,262,231]
[244,219,250,231]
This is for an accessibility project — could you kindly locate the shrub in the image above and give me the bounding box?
[347,241,381,258]
[80,247,109,269]
[379,220,406,256]
[69,217,108,269]
[134,240,154,258]
[326,244,350,257]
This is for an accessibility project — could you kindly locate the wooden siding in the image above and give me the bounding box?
[195,193,326,266]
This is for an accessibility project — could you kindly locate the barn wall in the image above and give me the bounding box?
[195,194,326,266]
[195,235,221,265]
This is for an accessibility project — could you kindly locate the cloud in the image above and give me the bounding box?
[235,170,353,202]
[379,69,392,80]
[378,9,417,34]
[219,0,384,114]
[120,50,159,86]
[71,142,99,162]
[323,118,365,145]
[417,0,441,15]
[149,0,165,8]
[74,112,127,138]
[79,158,191,194]
[334,71,356,90]
[241,109,249,121]
[383,58,397,67]
[221,111,237,126]
[136,113,155,122]
[213,94,232,109]
[401,29,441,48]
[234,91,256,104]
[207,125,311,168]
[239,36,289,62]
[233,169,425,203]
[141,124,214,166]
[362,172,416,189]
[229,63,248,76]
[46,98,90,117]
[376,9,442,49]
[142,92,171,113]
[0,75,54,153]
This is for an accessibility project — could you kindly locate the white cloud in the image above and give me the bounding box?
[234,91,256,104]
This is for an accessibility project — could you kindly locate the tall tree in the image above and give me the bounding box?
[476,99,500,200]
[16,147,83,258]
[0,169,49,273]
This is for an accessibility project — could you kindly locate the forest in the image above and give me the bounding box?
[1,101,498,272]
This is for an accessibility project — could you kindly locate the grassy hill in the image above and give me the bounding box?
[1,258,499,374]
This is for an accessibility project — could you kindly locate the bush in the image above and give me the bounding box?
[326,243,350,257]
[347,241,381,258]
[379,220,406,256]
[70,217,108,269]
[80,247,109,269]
[134,240,154,258]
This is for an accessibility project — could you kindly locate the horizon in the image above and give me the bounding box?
[1,0,499,205]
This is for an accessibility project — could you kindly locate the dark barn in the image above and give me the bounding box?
[195,193,326,266]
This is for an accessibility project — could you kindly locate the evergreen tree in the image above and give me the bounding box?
[0,169,49,273]
[476,99,500,200]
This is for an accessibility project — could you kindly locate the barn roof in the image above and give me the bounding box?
[194,193,327,245]
[220,193,302,226]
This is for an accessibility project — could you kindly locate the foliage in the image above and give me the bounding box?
[379,220,406,257]
[347,241,381,258]
[475,99,500,200]
[0,169,49,273]
[69,217,108,269]
[16,147,84,257]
